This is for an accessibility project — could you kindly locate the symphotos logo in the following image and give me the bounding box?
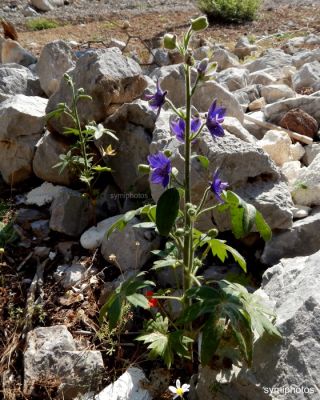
[263,386,316,396]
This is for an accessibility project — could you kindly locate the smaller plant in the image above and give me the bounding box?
[96,303,133,356]
[26,18,60,31]
[0,201,16,252]
[47,74,117,197]
[198,0,262,23]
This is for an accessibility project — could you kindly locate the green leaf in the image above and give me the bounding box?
[230,313,254,366]
[201,316,225,365]
[220,191,271,242]
[87,123,118,141]
[255,211,272,241]
[133,222,156,229]
[80,174,94,184]
[136,315,192,368]
[152,258,177,270]
[105,208,145,239]
[126,293,150,309]
[169,331,193,361]
[243,203,256,234]
[156,188,180,236]
[99,293,122,330]
[209,239,247,272]
[197,155,209,169]
[63,127,80,136]
[92,165,112,172]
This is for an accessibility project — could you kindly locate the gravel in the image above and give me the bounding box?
[1,0,319,28]
[0,0,197,26]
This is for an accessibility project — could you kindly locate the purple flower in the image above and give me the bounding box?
[206,100,226,138]
[170,117,201,142]
[148,152,172,188]
[197,58,209,75]
[144,80,167,118]
[210,169,228,203]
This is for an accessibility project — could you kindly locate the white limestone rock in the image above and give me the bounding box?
[258,130,292,166]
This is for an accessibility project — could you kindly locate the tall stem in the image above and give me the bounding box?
[183,65,193,302]
[71,82,91,193]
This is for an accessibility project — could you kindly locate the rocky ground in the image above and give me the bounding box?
[0,1,320,400]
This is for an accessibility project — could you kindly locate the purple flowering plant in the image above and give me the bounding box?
[100,17,280,371]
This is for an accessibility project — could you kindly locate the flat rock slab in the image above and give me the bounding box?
[24,325,104,399]
[94,367,152,400]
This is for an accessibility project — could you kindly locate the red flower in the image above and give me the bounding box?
[146,290,158,308]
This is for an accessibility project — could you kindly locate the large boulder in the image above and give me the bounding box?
[192,251,320,400]
[262,207,320,265]
[260,84,295,104]
[264,95,320,124]
[33,131,74,185]
[46,48,147,134]
[291,153,320,206]
[80,215,121,250]
[150,111,293,231]
[292,48,320,69]
[151,64,244,122]
[101,216,160,271]
[36,40,75,97]
[24,325,104,399]
[31,0,64,11]
[216,67,250,92]
[0,63,43,103]
[292,61,320,91]
[249,70,277,86]
[213,48,240,71]
[49,188,92,236]
[98,100,156,193]
[244,49,292,73]
[0,95,47,185]
[252,251,320,399]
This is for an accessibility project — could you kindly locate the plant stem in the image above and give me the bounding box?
[71,82,91,193]
[197,204,219,218]
[183,65,194,311]
[197,187,210,216]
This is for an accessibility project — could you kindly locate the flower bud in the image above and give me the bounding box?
[164,149,172,157]
[188,208,197,217]
[191,16,209,32]
[171,167,179,177]
[175,228,185,237]
[208,228,219,238]
[163,33,177,50]
[197,58,209,75]
[194,258,202,268]
[184,50,195,67]
[138,164,151,174]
